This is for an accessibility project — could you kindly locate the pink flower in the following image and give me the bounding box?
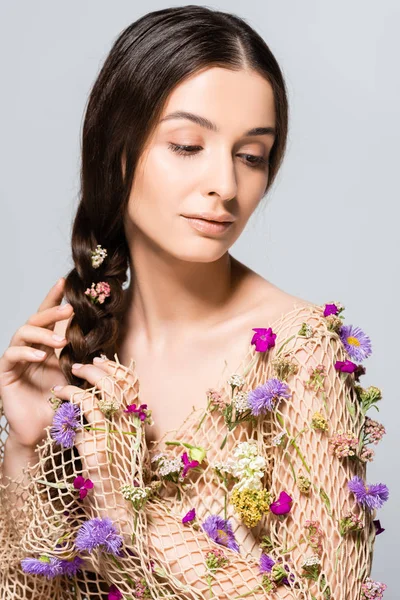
[335,359,357,373]
[108,585,122,600]
[73,476,94,500]
[251,327,276,352]
[270,491,293,515]
[84,281,111,305]
[181,452,199,477]
[182,508,196,524]
[124,403,148,421]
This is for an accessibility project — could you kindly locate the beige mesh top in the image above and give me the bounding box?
[0,301,386,600]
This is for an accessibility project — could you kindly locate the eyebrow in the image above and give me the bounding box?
[159,110,276,138]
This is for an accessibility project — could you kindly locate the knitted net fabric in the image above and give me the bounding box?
[0,303,378,599]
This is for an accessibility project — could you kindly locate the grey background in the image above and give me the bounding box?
[0,1,398,595]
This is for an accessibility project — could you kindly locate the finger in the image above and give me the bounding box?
[0,344,50,374]
[91,355,139,399]
[11,323,68,350]
[52,383,104,426]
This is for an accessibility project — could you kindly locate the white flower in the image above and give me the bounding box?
[272,432,286,447]
[158,457,183,477]
[218,441,266,491]
[228,374,246,389]
[91,244,108,268]
[302,555,321,567]
[234,391,250,414]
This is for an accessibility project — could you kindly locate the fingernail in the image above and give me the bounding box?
[53,385,63,391]
[72,363,83,369]
[52,334,66,342]
[33,350,46,358]
[93,356,106,363]
[57,303,71,311]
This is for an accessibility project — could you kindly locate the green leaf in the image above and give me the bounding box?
[346,397,356,417]
[319,487,332,516]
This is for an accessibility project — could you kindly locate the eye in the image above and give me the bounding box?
[168,143,269,170]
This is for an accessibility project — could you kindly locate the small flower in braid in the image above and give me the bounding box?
[84,281,111,304]
[90,244,108,269]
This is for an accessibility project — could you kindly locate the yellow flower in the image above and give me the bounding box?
[230,488,272,528]
[311,412,329,432]
[297,475,311,494]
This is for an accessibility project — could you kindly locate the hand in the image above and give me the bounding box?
[0,278,74,450]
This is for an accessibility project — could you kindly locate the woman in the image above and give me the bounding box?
[0,6,388,599]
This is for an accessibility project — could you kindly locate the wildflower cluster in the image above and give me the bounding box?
[339,511,364,536]
[217,441,266,490]
[259,554,294,591]
[124,403,153,426]
[230,488,272,528]
[206,388,228,410]
[298,322,314,338]
[354,386,383,415]
[90,244,108,269]
[328,430,359,458]
[304,520,324,557]
[297,474,312,494]
[323,302,345,333]
[247,378,291,415]
[311,411,329,432]
[120,483,154,510]
[271,355,299,381]
[363,417,386,445]
[84,281,111,305]
[205,547,230,571]
[303,364,327,393]
[361,577,387,599]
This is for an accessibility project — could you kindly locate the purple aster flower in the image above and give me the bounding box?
[247,379,291,415]
[60,555,84,577]
[181,452,199,477]
[73,475,94,500]
[75,517,123,556]
[201,515,240,553]
[323,303,339,317]
[373,520,385,535]
[348,476,389,511]
[21,555,64,579]
[108,585,123,600]
[335,359,358,373]
[251,327,277,352]
[50,402,82,448]
[269,491,293,515]
[339,324,372,362]
[182,508,196,524]
[259,553,275,573]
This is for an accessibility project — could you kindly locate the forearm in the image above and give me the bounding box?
[1,435,38,509]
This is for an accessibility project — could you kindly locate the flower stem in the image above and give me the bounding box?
[83,426,137,437]
[276,335,296,357]
[233,583,263,598]
[36,479,70,490]
[276,414,311,473]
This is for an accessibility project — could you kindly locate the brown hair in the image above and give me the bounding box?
[59,4,289,383]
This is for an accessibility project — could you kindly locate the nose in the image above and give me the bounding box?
[202,146,238,201]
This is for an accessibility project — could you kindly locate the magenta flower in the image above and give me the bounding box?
[201,515,240,552]
[339,324,372,362]
[348,476,389,511]
[373,520,385,535]
[247,379,291,415]
[323,303,339,317]
[50,402,82,448]
[335,359,358,373]
[251,327,277,352]
[182,508,196,524]
[108,585,123,600]
[124,403,148,421]
[73,476,94,500]
[181,452,199,477]
[269,491,293,515]
[75,517,123,556]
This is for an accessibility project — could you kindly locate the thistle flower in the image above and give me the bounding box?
[271,356,299,381]
[328,430,359,458]
[84,281,111,305]
[230,488,272,527]
[339,511,364,536]
[201,515,240,552]
[91,244,108,269]
[73,476,94,500]
[269,491,293,515]
[21,555,64,579]
[247,379,291,415]
[251,327,277,352]
[348,476,389,511]
[182,508,196,524]
[50,402,82,448]
[339,324,372,362]
[360,577,387,599]
[60,556,84,578]
[311,412,329,432]
[335,359,358,373]
[75,517,123,556]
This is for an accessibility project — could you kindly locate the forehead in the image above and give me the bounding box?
[158,66,276,133]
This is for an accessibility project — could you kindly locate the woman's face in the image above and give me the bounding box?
[125,66,276,262]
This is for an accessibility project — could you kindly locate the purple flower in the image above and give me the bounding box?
[60,556,84,577]
[73,476,94,500]
[251,327,277,352]
[201,515,240,553]
[124,403,148,421]
[324,303,339,317]
[269,491,293,515]
[247,379,291,415]
[348,476,389,511]
[373,519,385,535]
[339,324,372,362]
[259,553,275,573]
[21,555,64,579]
[50,402,82,448]
[108,585,123,600]
[335,359,358,373]
[181,452,199,477]
[75,517,123,556]
[182,508,196,524]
